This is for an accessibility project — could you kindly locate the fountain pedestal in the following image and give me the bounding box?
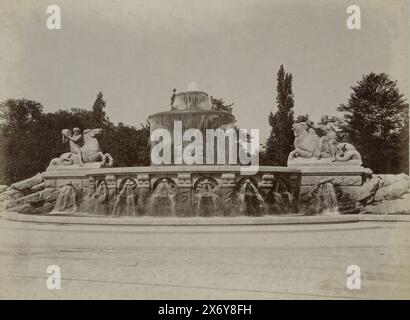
[220,173,235,215]
[42,165,301,217]
[176,173,192,216]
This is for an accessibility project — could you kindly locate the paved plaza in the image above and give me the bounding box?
[0,217,409,299]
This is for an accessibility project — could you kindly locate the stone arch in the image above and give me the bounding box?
[116,177,138,193]
[193,177,219,190]
[233,177,265,217]
[152,177,177,191]
[87,179,109,215]
[271,177,290,194]
[234,177,259,193]
[96,179,107,188]
[192,177,223,217]
[266,177,294,214]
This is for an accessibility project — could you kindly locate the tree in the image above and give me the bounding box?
[338,72,409,174]
[89,92,108,128]
[211,96,234,114]
[0,127,6,184]
[134,121,151,166]
[37,108,94,162]
[263,65,295,166]
[209,96,253,163]
[0,99,44,184]
[88,91,150,167]
[0,96,151,184]
[295,114,310,123]
[100,121,150,167]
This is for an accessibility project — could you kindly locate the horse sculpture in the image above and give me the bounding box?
[49,128,113,167]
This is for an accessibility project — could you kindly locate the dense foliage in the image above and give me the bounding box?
[262,65,295,165]
[0,93,150,184]
[337,73,409,174]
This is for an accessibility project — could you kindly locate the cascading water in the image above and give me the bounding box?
[308,178,339,215]
[194,179,223,217]
[53,184,77,214]
[266,180,294,214]
[236,179,265,216]
[318,182,339,214]
[112,180,138,216]
[87,181,109,215]
[150,179,176,216]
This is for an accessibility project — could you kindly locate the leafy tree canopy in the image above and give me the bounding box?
[0,93,150,184]
[337,72,409,173]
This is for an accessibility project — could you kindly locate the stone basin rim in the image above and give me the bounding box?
[43,165,302,177]
[148,109,235,118]
[175,90,209,96]
[2,212,409,227]
[0,211,361,226]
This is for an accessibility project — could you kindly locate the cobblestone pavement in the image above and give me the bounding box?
[0,217,409,299]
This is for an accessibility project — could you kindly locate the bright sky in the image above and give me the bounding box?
[0,0,408,140]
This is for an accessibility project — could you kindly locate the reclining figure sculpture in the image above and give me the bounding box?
[288,116,362,165]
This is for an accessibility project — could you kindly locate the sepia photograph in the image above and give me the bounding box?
[0,0,409,307]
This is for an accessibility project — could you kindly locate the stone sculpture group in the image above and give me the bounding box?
[288,116,362,164]
[48,128,113,168]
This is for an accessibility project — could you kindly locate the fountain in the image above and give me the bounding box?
[149,88,235,165]
[2,83,402,218]
[41,85,303,217]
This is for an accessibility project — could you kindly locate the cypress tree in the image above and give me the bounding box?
[264,65,295,166]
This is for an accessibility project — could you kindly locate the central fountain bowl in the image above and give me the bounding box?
[149,90,235,165]
[172,90,212,111]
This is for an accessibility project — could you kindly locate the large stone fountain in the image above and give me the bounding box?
[36,87,302,217]
[2,89,409,217]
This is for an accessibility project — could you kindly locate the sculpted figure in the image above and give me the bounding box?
[49,128,113,168]
[170,88,177,110]
[335,142,362,162]
[62,128,84,165]
[317,115,339,161]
